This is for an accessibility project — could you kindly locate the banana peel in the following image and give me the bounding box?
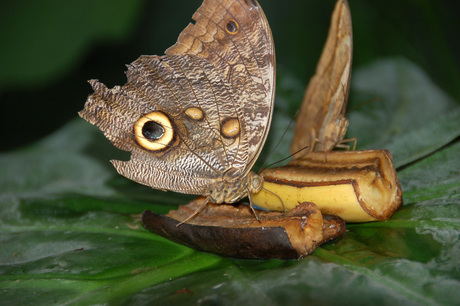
[142,198,346,259]
[252,150,402,222]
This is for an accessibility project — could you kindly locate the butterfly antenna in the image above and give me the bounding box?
[260,145,309,172]
[258,110,299,172]
[347,97,381,113]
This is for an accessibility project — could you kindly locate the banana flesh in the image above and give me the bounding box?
[252,150,402,222]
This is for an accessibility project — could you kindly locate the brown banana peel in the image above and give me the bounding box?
[252,150,402,222]
[142,199,346,259]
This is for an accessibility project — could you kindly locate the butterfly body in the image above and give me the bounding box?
[79,0,275,204]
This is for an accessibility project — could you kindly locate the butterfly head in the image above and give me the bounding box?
[210,171,263,204]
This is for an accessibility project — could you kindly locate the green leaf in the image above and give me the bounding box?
[1,0,459,304]
[347,58,460,167]
[2,58,459,304]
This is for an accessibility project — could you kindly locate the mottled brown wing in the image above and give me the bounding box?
[79,0,275,201]
[167,0,276,171]
[291,0,352,155]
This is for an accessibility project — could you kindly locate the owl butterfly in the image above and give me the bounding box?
[252,0,402,222]
[79,0,275,210]
[290,0,354,156]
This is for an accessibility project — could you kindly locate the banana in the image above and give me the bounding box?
[252,150,402,222]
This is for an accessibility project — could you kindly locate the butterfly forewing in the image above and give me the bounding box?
[79,0,275,202]
[291,0,352,155]
[167,0,276,172]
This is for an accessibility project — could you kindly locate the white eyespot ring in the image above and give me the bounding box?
[134,111,174,151]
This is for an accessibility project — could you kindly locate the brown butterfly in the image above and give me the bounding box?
[290,0,354,156]
[79,0,275,209]
[253,1,402,223]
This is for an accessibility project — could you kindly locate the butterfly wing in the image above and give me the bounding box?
[166,0,276,173]
[79,0,275,201]
[291,0,352,155]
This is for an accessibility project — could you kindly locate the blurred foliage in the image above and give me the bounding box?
[0,0,459,151]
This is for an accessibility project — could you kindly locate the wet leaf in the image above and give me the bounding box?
[1,0,459,304]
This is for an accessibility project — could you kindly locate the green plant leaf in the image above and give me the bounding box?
[347,58,460,167]
[1,0,459,304]
[2,57,459,304]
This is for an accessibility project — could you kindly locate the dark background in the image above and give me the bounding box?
[1,0,459,151]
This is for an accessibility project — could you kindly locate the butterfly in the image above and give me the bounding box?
[79,0,275,209]
[290,0,354,156]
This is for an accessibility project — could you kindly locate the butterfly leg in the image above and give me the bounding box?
[310,128,319,152]
[177,196,211,226]
[259,187,286,213]
[345,137,357,151]
[246,190,261,222]
[335,137,357,151]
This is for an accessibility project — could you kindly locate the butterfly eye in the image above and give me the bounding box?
[134,111,174,151]
[225,19,239,34]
